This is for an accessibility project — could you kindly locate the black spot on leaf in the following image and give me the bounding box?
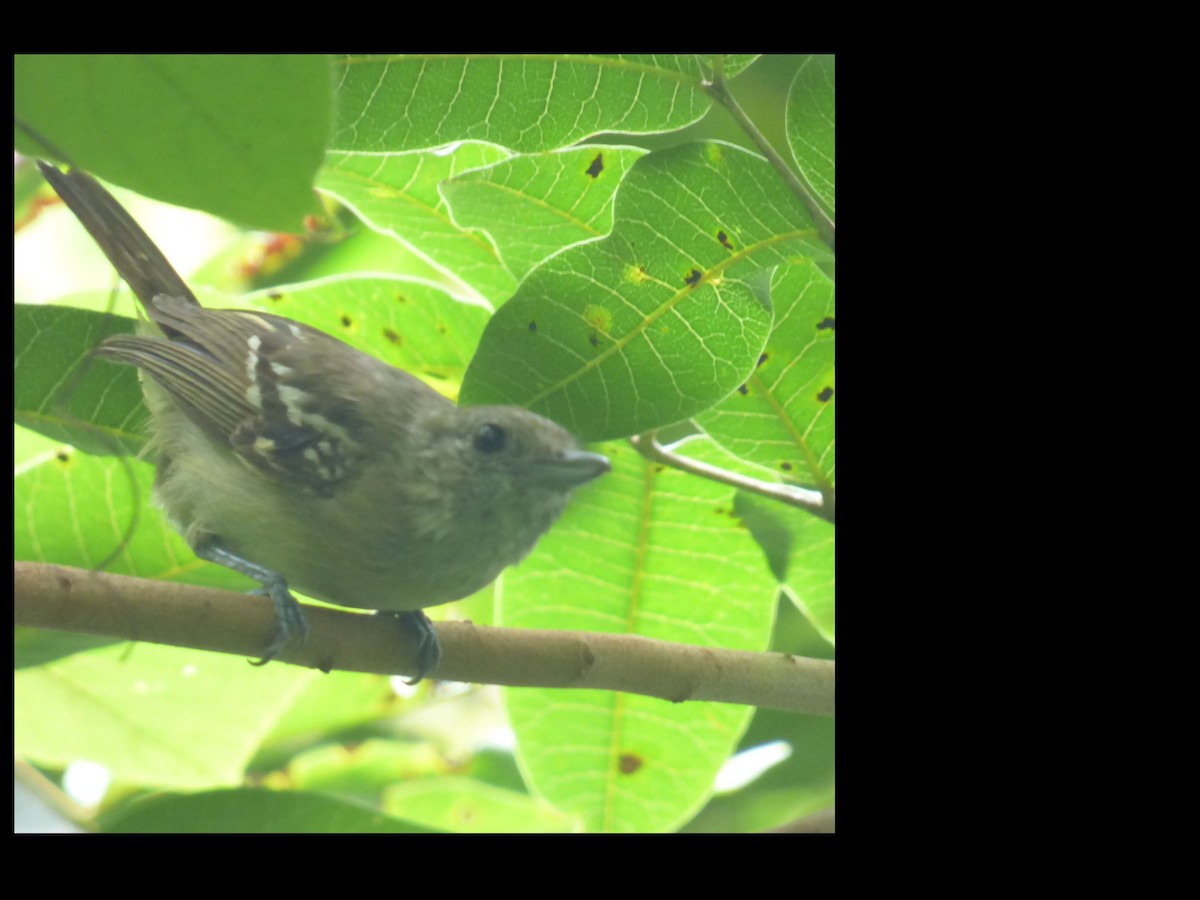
[267,291,283,302]
[817,386,833,402]
[618,753,643,774]
[528,320,538,333]
[717,230,734,250]
[737,384,749,395]
[780,461,793,471]
[757,353,768,368]
[383,328,402,345]
[684,269,702,287]
[340,314,353,328]
[817,317,836,331]
[586,153,604,178]
[589,332,600,347]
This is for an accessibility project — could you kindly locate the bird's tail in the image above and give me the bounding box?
[37,161,199,313]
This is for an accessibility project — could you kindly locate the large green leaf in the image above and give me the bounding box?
[13,304,144,456]
[684,708,835,831]
[499,437,778,832]
[14,54,332,231]
[13,439,251,597]
[331,54,718,153]
[15,643,314,789]
[317,143,516,303]
[383,776,576,833]
[786,55,835,218]
[696,260,835,491]
[441,145,648,282]
[460,142,831,441]
[735,492,835,645]
[103,787,432,833]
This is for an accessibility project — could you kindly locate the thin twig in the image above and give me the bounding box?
[629,432,834,525]
[765,806,835,833]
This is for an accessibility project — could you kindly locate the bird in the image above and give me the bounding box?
[38,161,610,682]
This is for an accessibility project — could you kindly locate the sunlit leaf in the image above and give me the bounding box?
[696,260,835,491]
[786,55,835,218]
[103,787,431,833]
[15,54,331,230]
[499,437,778,832]
[331,54,716,153]
[16,644,314,789]
[441,145,647,281]
[735,492,835,645]
[318,143,516,303]
[461,142,831,441]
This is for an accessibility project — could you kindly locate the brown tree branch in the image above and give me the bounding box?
[15,562,834,716]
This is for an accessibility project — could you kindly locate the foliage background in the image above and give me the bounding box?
[14,54,834,833]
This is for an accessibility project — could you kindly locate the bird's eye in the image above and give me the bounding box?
[473,423,507,454]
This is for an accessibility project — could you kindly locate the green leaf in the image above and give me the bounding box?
[15,643,315,789]
[102,787,432,833]
[786,55,835,218]
[719,55,761,79]
[461,142,830,441]
[15,628,118,670]
[633,429,834,645]
[286,738,448,800]
[14,304,145,456]
[260,676,400,753]
[384,776,577,833]
[318,143,517,303]
[696,260,835,491]
[441,145,648,282]
[735,492,835,645]
[684,709,835,831]
[499,437,778,832]
[13,437,257,603]
[331,54,715,153]
[15,54,332,231]
[14,445,156,569]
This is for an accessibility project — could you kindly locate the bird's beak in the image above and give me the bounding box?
[538,450,611,487]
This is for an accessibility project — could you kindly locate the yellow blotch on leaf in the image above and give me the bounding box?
[625,264,650,284]
[582,304,613,336]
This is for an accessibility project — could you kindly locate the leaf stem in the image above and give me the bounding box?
[703,61,835,251]
[630,431,834,525]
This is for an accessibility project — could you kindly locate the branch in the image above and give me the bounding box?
[630,432,835,524]
[765,806,835,833]
[14,562,834,716]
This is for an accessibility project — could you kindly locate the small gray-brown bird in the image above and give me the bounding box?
[39,161,610,681]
